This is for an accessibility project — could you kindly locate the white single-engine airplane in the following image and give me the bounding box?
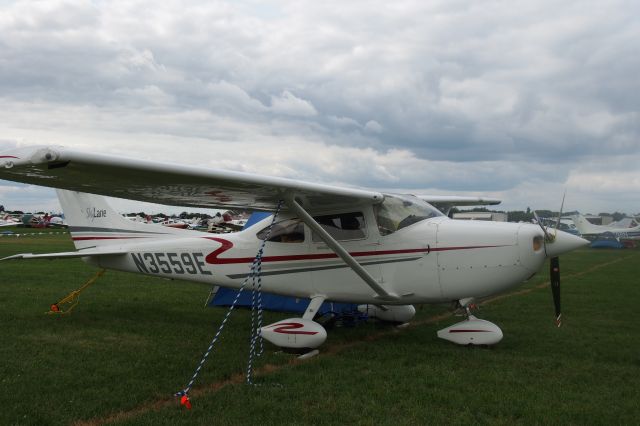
[571,213,640,241]
[0,146,587,351]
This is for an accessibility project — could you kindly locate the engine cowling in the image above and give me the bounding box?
[358,304,416,323]
[260,318,327,351]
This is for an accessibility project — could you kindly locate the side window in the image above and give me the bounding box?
[312,212,366,242]
[256,219,305,243]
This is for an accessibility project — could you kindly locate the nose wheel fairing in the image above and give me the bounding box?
[437,315,503,346]
[437,299,503,346]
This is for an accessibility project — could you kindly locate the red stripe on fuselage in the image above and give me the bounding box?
[0,156,19,159]
[203,237,507,265]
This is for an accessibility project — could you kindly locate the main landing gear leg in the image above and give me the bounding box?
[260,295,328,359]
[437,298,504,346]
[303,295,326,320]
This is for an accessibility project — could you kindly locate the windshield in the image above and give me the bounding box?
[374,194,443,235]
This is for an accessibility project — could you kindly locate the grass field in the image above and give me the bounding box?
[1,230,639,425]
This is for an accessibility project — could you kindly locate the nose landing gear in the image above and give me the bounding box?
[437,298,503,346]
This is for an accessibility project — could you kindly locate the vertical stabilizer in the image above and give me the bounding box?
[56,189,187,249]
[570,214,602,236]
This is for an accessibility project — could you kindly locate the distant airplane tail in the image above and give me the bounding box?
[56,189,186,249]
[570,213,602,235]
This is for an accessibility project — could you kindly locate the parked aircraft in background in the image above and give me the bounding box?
[0,214,20,227]
[571,213,640,240]
[533,217,579,235]
[605,217,639,229]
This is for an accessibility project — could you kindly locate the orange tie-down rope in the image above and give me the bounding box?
[46,269,106,315]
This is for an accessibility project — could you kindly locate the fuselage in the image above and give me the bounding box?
[86,206,550,305]
[0,147,588,309]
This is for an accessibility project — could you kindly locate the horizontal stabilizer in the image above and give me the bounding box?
[1,248,127,261]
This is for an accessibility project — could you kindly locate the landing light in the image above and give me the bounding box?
[533,236,544,252]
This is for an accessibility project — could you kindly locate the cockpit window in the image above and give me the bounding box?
[257,218,305,243]
[374,194,443,236]
[311,212,366,242]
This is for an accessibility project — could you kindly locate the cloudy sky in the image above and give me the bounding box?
[0,0,638,215]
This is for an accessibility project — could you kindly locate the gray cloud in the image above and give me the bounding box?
[0,0,638,214]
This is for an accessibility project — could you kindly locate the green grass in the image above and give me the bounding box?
[1,233,639,425]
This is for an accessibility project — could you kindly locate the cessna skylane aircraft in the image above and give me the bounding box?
[0,146,587,351]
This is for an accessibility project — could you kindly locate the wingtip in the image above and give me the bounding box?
[0,145,65,169]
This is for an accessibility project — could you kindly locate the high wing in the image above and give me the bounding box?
[418,195,501,215]
[0,146,383,212]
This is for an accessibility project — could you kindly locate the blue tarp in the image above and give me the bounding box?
[591,239,624,249]
[209,287,359,316]
[590,232,624,249]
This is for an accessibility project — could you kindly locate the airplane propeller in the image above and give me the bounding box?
[533,192,567,327]
[549,256,561,327]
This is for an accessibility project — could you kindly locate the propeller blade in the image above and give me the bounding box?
[550,256,561,327]
[533,210,544,233]
[554,191,566,238]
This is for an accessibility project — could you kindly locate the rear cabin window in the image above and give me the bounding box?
[312,212,366,242]
[256,218,304,243]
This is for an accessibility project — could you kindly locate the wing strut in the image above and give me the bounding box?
[286,196,399,301]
